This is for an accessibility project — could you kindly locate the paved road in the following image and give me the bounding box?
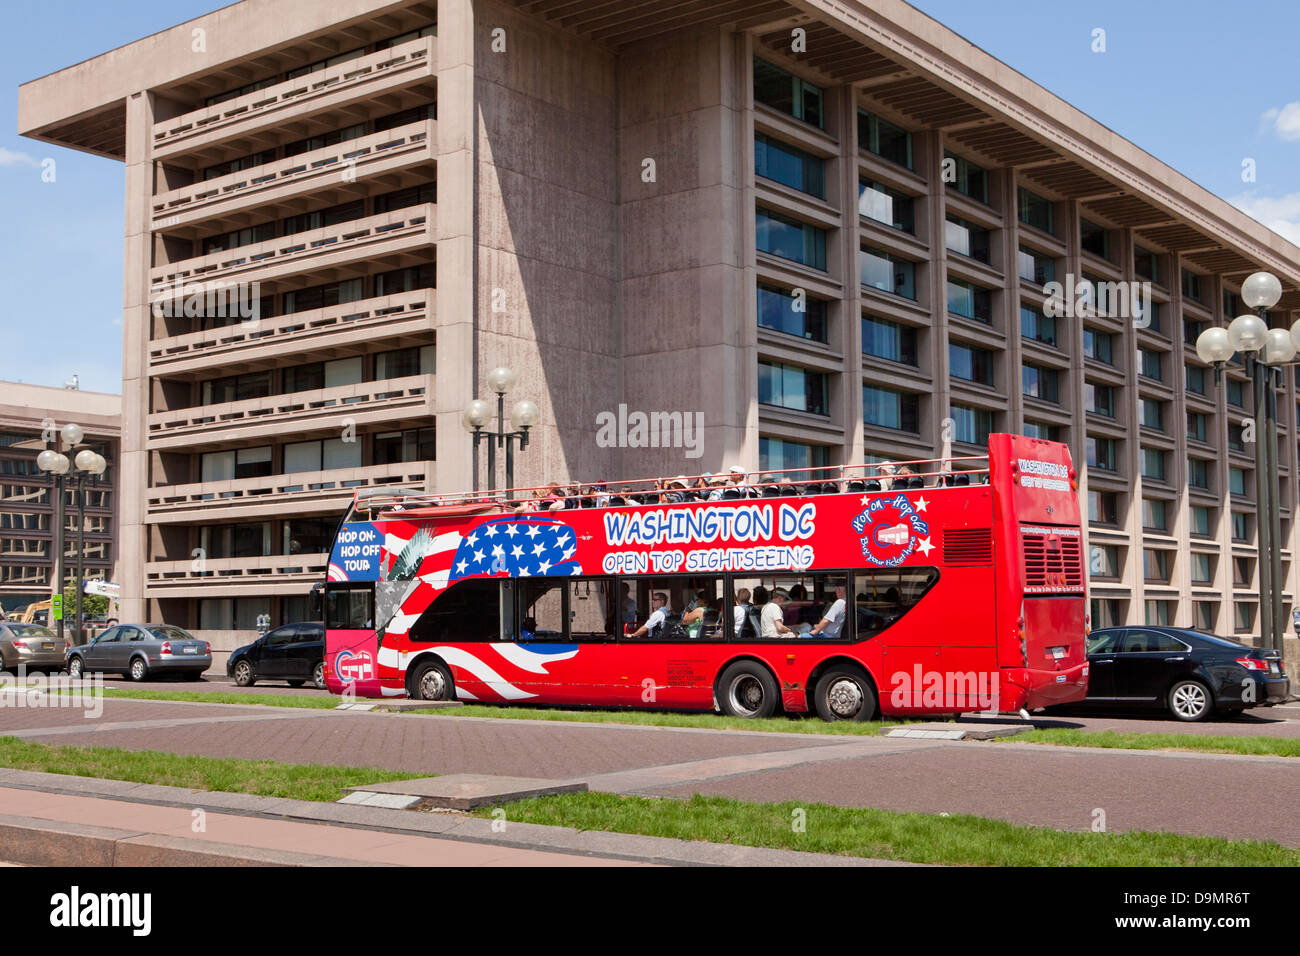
[0,695,1295,846]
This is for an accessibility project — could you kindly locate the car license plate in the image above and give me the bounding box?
[42,643,54,650]
[1050,646,1066,659]
[1270,661,1280,675]
[182,646,198,654]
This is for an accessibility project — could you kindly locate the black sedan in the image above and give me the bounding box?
[1070,626,1290,721]
[227,623,324,688]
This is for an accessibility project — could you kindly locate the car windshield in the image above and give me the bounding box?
[148,626,194,641]
[8,625,56,639]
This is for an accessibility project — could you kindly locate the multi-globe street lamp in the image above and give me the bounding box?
[35,423,107,645]
[462,367,540,498]
[1195,271,1291,654]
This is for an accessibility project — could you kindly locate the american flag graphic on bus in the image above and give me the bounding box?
[368,516,583,699]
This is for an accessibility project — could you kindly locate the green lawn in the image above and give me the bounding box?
[478,792,1300,866]
[1015,728,1300,757]
[0,737,419,802]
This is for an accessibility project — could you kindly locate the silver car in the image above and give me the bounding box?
[0,623,68,673]
[66,624,211,682]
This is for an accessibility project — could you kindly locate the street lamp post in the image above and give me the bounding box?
[1196,271,1291,654]
[462,367,540,498]
[35,424,107,645]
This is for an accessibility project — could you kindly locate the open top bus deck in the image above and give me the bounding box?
[321,433,1088,720]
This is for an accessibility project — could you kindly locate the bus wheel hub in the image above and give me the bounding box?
[827,678,863,716]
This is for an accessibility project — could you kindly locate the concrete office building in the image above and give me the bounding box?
[18,0,1300,668]
[0,383,120,612]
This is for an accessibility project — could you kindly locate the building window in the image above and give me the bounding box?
[1080,219,1110,260]
[1229,466,1247,497]
[863,385,919,433]
[1145,600,1172,626]
[1190,505,1212,536]
[1087,436,1117,471]
[281,199,365,236]
[284,277,364,314]
[755,134,826,199]
[1081,328,1113,365]
[1141,447,1166,481]
[1136,299,1160,332]
[1023,420,1064,442]
[1140,399,1164,431]
[201,522,272,560]
[1134,247,1159,283]
[200,371,272,405]
[944,217,990,262]
[1231,512,1249,541]
[860,247,915,298]
[375,263,436,296]
[859,181,914,232]
[373,102,436,132]
[754,58,823,127]
[1186,412,1207,443]
[1084,381,1115,417]
[1187,457,1210,490]
[202,148,277,182]
[759,437,829,474]
[202,223,275,255]
[758,361,829,416]
[375,345,435,379]
[1020,305,1057,347]
[374,183,435,214]
[1091,598,1123,628]
[1089,544,1120,577]
[1185,364,1206,395]
[946,280,991,323]
[1017,245,1055,284]
[951,404,994,445]
[284,438,363,474]
[1193,602,1216,630]
[372,427,436,464]
[1226,378,1245,408]
[1088,490,1118,525]
[1139,349,1163,381]
[1022,364,1060,404]
[858,109,912,168]
[1182,269,1203,303]
[1228,423,1245,451]
[1143,549,1170,583]
[758,284,828,342]
[1233,557,1253,587]
[1234,603,1254,632]
[757,208,826,270]
[1018,186,1054,234]
[949,343,995,386]
[1190,553,1213,584]
[944,151,987,203]
[282,122,365,158]
[862,315,918,365]
[1142,498,1168,531]
[284,356,364,393]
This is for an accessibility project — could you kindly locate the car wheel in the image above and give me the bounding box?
[813,667,877,722]
[408,659,454,701]
[128,657,149,683]
[232,660,256,687]
[287,679,305,688]
[1168,679,1213,722]
[312,661,325,689]
[68,656,84,679]
[717,661,779,719]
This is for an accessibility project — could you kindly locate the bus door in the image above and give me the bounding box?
[323,582,381,696]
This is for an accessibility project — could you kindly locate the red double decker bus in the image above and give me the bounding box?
[320,433,1088,720]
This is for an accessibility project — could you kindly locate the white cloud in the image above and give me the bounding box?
[1261,102,1300,141]
[1231,192,1300,246]
[0,147,39,168]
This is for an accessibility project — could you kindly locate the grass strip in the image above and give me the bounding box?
[0,737,419,802]
[1015,728,1300,757]
[429,703,910,735]
[477,792,1299,866]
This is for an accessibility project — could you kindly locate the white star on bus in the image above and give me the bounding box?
[914,496,929,512]
[915,536,934,556]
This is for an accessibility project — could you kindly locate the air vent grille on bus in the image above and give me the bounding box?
[1022,527,1084,592]
[943,529,993,566]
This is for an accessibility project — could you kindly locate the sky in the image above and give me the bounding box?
[2,0,1298,394]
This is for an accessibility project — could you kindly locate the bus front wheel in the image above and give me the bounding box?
[813,667,877,722]
[717,661,779,719]
[408,659,455,702]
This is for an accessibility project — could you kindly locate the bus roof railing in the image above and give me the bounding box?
[348,453,992,518]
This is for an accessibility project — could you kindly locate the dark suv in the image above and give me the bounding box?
[227,622,325,688]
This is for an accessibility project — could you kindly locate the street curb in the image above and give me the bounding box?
[0,768,916,867]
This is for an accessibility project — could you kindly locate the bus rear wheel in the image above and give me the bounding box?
[717,661,779,719]
[813,667,877,722]
[408,659,454,702]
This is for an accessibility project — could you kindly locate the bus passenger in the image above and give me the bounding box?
[705,473,730,500]
[629,592,670,638]
[733,588,753,637]
[809,582,847,638]
[761,589,795,638]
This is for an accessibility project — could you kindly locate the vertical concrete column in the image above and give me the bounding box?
[117,90,156,623]
[434,0,477,493]
[1059,187,1088,601]
[919,130,948,452]
[1000,169,1025,434]
[835,85,864,467]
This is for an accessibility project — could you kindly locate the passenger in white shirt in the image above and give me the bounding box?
[732,588,753,637]
[760,590,795,638]
[810,583,847,638]
[630,592,670,638]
